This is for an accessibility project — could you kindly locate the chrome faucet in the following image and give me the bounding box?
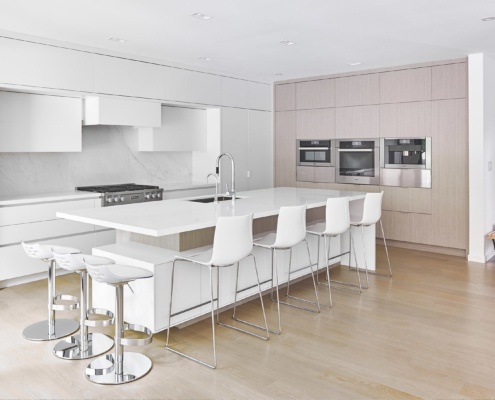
[216,153,236,198]
[207,173,219,204]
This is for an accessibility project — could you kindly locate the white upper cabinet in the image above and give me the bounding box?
[164,67,221,105]
[0,91,81,152]
[221,77,248,108]
[248,82,271,111]
[84,96,161,127]
[0,37,93,92]
[94,55,165,99]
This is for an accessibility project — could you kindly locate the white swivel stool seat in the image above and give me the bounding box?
[84,260,154,385]
[166,213,269,369]
[350,191,392,286]
[307,197,362,308]
[253,204,320,335]
[21,242,80,341]
[52,252,115,360]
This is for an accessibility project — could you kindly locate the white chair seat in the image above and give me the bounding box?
[53,253,115,271]
[175,250,213,266]
[100,264,153,284]
[306,222,326,236]
[22,242,79,260]
[253,232,277,248]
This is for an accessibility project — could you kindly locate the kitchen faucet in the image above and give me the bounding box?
[216,153,236,199]
[206,173,219,204]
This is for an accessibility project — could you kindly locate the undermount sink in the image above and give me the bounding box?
[187,196,241,203]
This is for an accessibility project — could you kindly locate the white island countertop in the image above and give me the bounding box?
[57,187,365,237]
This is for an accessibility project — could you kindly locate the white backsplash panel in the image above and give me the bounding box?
[0,126,192,195]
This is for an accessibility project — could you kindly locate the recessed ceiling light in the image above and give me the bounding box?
[275,73,283,76]
[280,40,296,46]
[191,12,212,20]
[198,57,211,61]
[481,16,495,22]
[107,37,127,43]
[348,62,362,66]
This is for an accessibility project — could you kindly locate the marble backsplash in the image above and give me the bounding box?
[0,125,192,195]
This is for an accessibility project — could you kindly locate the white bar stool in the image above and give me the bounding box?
[307,197,362,308]
[21,242,80,341]
[166,213,269,369]
[52,252,115,360]
[253,204,320,335]
[83,260,154,385]
[350,191,392,286]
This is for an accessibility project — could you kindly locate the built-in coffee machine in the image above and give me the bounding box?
[379,137,431,188]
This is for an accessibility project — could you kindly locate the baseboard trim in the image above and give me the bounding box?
[377,238,467,258]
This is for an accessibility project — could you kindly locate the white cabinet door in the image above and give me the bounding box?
[0,91,82,152]
[248,110,273,189]
[164,67,221,105]
[0,37,93,92]
[221,77,248,108]
[248,82,272,111]
[94,55,165,99]
[220,108,249,192]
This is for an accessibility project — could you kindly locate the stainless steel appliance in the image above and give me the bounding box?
[296,139,335,183]
[76,183,163,207]
[380,137,431,188]
[336,139,380,185]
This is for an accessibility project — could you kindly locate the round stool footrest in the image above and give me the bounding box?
[118,324,152,347]
[84,308,114,328]
[85,354,115,376]
[51,294,79,311]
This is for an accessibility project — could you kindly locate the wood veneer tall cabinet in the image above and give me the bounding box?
[274,58,469,256]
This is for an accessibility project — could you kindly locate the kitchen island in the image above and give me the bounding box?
[57,187,375,332]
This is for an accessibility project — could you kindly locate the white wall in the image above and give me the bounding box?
[0,126,192,195]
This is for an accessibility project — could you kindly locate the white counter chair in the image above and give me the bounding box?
[52,252,115,360]
[165,213,269,369]
[253,204,320,335]
[84,260,154,385]
[307,197,362,308]
[21,242,80,341]
[350,191,392,286]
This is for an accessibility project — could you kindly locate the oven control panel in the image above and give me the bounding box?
[103,189,163,206]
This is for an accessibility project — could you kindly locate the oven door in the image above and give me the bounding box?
[297,140,334,166]
[336,147,380,185]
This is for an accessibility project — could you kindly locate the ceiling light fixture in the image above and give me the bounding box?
[108,37,127,43]
[198,57,211,61]
[481,16,495,22]
[280,40,296,46]
[275,73,283,76]
[348,62,362,66]
[191,12,213,20]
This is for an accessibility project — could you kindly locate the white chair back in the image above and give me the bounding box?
[273,204,307,248]
[324,197,350,235]
[210,214,253,267]
[54,252,114,272]
[360,192,383,225]
[21,242,52,260]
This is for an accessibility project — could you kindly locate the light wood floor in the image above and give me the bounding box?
[1,246,495,399]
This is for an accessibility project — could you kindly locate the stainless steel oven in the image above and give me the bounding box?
[380,137,431,188]
[297,140,334,166]
[336,139,379,185]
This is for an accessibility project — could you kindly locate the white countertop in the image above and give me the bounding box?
[57,187,365,237]
[0,190,101,206]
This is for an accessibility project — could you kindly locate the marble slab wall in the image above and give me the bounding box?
[0,126,192,195]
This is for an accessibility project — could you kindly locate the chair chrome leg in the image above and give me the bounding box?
[328,230,363,294]
[360,225,370,288]
[379,220,393,277]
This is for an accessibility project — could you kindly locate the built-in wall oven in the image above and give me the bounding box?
[296,139,335,183]
[380,137,431,188]
[336,139,380,185]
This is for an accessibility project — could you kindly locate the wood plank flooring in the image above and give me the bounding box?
[1,246,495,399]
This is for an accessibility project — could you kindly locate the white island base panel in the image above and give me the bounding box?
[92,223,375,333]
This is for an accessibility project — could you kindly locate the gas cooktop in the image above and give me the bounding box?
[76,183,163,206]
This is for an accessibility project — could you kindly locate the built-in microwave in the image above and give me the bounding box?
[380,137,431,188]
[336,139,380,185]
[296,140,334,166]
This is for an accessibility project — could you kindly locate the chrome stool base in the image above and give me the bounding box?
[53,333,114,360]
[85,352,152,385]
[22,318,79,341]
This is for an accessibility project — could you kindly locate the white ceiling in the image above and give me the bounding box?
[0,0,494,83]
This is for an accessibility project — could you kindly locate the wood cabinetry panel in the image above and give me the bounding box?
[432,63,467,100]
[431,99,468,249]
[296,108,335,139]
[296,166,314,182]
[275,111,296,187]
[380,67,432,103]
[379,102,432,138]
[275,84,296,111]
[335,74,379,106]
[295,79,335,109]
[381,187,408,212]
[335,105,379,138]
[408,188,432,214]
[379,211,410,242]
[410,213,433,245]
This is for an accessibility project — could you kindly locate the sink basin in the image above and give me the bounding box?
[187,196,240,203]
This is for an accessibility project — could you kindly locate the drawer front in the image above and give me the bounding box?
[0,198,98,226]
[296,166,315,182]
[314,167,335,183]
[0,219,95,246]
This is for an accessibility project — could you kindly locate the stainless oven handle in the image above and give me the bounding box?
[299,147,329,150]
[338,149,373,152]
